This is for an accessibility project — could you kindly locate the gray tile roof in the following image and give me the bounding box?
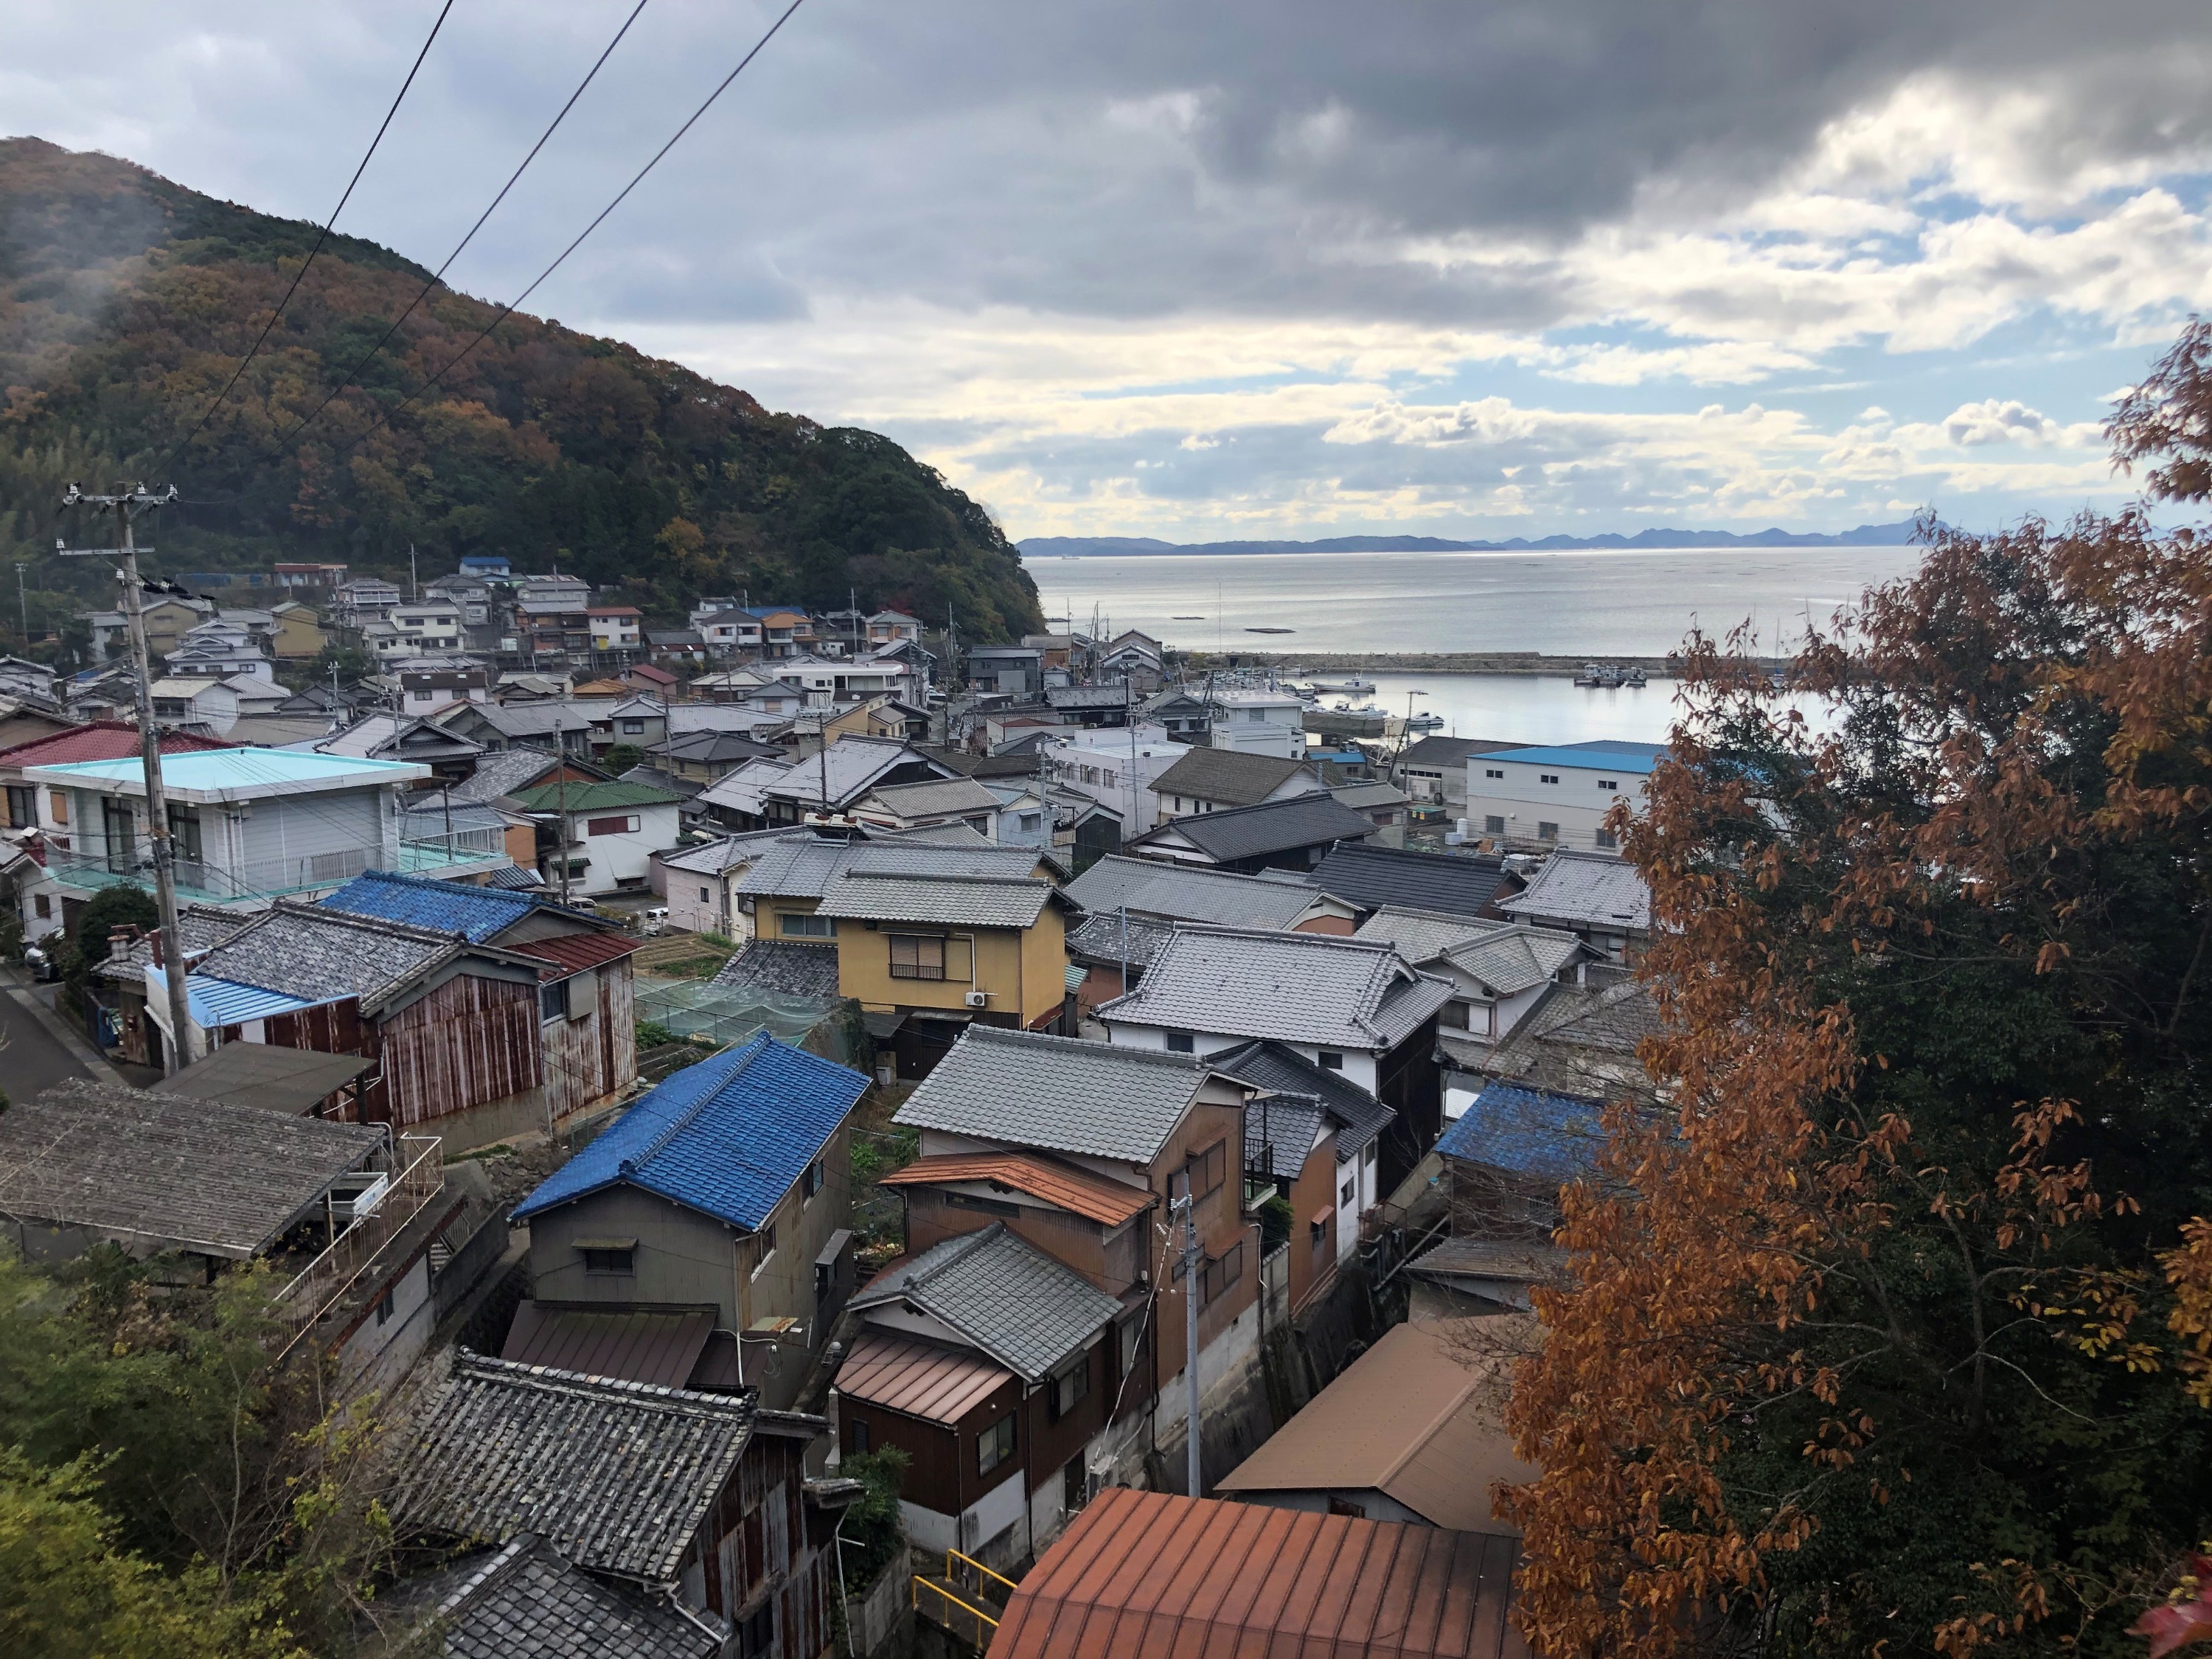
[1329,780,1410,811]
[1451,976,1663,1102]
[894,1026,1210,1164]
[387,1534,720,1659]
[1309,843,1514,918]
[1062,855,1327,930]
[196,902,470,1008]
[850,1222,1121,1380]
[863,776,1004,818]
[1096,925,1454,1051]
[814,870,1054,928]
[0,1079,381,1258]
[1394,736,1528,771]
[1150,748,1320,807]
[656,828,792,876]
[1206,1039,1395,1161]
[710,939,841,998]
[1351,905,1493,966]
[1135,793,1379,864]
[387,1352,759,1584]
[1497,849,1652,932]
[93,903,251,982]
[1244,1090,1329,1181]
[736,833,1050,898]
[1446,925,1586,996]
[446,748,584,804]
[1065,911,1178,969]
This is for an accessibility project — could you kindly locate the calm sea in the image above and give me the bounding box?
[1029,545,1924,746]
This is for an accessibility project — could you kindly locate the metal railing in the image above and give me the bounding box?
[272,1134,443,1357]
[49,838,501,902]
[912,1550,1014,1647]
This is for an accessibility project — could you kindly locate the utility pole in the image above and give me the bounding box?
[15,561,27,644]
[408,540,417,600]
[554,716,571,905]
[58,484,195,1074]
[1175,1192,1202,1498]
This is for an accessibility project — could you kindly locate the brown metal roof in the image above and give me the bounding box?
[499,1304,714,1390]
[876,1152,1154,1226]
[991,1488,1530,1659]
[834,1329,1013,1425]
[507,930,645,980]
[1214,1318,1536,1534]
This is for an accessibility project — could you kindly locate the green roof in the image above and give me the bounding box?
[509,779,683,812]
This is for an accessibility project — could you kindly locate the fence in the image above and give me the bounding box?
[273,1134,443,1357]
[633,978,849,1057]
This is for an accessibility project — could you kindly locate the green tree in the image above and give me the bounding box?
[70,886,156,970]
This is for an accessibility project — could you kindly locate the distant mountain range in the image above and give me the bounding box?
[1020,521,1927,557]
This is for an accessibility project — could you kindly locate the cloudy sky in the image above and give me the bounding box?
[7,0,2211,542]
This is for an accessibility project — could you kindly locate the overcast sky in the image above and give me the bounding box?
[7,0,2211,542]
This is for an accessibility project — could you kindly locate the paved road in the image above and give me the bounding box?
[0,979,100,1102]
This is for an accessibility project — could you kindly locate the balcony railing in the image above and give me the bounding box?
[48,838,506,904]
[274,1134,443,1358]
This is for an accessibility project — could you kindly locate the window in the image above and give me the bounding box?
[1484,815,1506,834]
[1439,1000,1470,1029]
[1082,765,1099,785]
[167,805,202,862]
[581,1245,634,1274]
[1199,1242,1243,1307]
[1185,1138,1227,1201]
[1248,707,1265,722]
[780,911,834,938]
[374,1290,394,1326]
[4,784,32,828]
[1318,1051,1344,1071]
[888,933,947,981]
[539,978,571,1021]
[1597,778,1619,791]
[699,885,712,902]
[1102,770,1116,789]
[620,718,646,734]
[1538,821,1559,841]
[585,813,640,836]
[1329,1495,1368,1519]
[848,1416,871,1455]
[1311,1216,1329,1248]
[1341,1178,1355,1206]
[1594,827,1618,850]
[1048,1355,1091,1420]
[1540,773,1560,785]
[1018,813,1042,832]
[751,1223,777,1276]
[801,1159,824,1200]
[34,894,51,919]
[978,1412,1017,1476]
[738,1602,776,1659]
[49,790,68,826]
[1484,768,1504,779]
[1164,1030,1194,1054]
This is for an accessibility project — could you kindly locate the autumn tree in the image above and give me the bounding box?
[1505,324,2212,1657]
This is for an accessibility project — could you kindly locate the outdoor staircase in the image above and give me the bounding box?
[912,1549,1015,1649]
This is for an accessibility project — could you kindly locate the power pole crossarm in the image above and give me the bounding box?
[58,482,195,1074]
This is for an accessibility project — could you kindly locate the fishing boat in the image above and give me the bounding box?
[1574,662,1623,688]
[1405,711,1446,732]
[1310,675,1377,695]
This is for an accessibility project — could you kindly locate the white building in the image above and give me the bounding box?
[1042,723,1183,833]
[1206,689,1306,759]
[1464,739,1667,854]
[509,777,685,897]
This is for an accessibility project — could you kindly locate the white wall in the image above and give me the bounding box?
[1044,725,1180,830]
[1102,1018,1380,1094]
[1466,756,1643,853]
[563,801,682,894]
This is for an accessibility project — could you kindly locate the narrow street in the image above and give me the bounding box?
[0,967,126,1102]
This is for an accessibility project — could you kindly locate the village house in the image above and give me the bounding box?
[507,776,684,895]
[1495,846,1654,960]
[1203,688,1307,758]
[1210,1035,1398,1273]
[1355,905,1590,1048]
[1041,723,1185,830]
[147,675,240,732]
[867,608,924,646]
[849,774,1012,839]
[1440,967,1662,1123]
[986,1488,1528,1659]
[1465,737,1668,854]
[389,1350,849,1652]
[88,591,213,661]
[653,827,793,936]
[1329,778,1413,847]
[394,656,490,714]
[586,602,644,655]
[650,728,785,785]
[1150,747,1325,821]
[436,698,601,759]
[1309,839,1519,921]
[701,734,959,830]
[1097,924,1452,1195]
[880,1028,1265,1505]
[265,599,327,658]
[315,713,490,790]
[509,1034,869,1408]
[1124,791,1379,873]
[1096,629,1165,690]
[966,644,1044,698]
[690,665,807,714]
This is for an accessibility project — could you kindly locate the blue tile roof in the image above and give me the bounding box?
[318,869,555,942]
[1436,1080,1607,1182]
[512,1033,869,1230]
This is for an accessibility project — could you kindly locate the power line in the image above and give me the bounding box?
[154,0,456,478]
[271,0,654,456]
[319,0,808,471]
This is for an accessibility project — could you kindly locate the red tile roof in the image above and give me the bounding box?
[507,930,644,980]
[835,1329,1013,1425]
[991,1489,1530,1659]
[0,720,232,768]
[878,1152,1154,1226]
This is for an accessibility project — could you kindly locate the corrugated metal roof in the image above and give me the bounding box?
[512,1032,868,1231]
[509,779,684,812]
[991,1487,1530,1659]
[1471,739,1667,774]
[894,1026,1212,1165]
[499,1303,714,1390]
[153,1043,372,1115]
[878,1152,1154,1225]
[1214,1318,1535,1533]
[507,930,643,980]
[835,1329,1012,1424]
[173,972,319,1026]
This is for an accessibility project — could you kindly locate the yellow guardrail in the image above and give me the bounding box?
[913,1575,998,1646]
[946,1547,1018,1602]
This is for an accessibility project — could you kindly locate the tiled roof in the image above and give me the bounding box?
[1206,1038,1395,1162]
[710,939,841,998]
[513,1033,867,1231]
[1134,792,1378,863]
[92,902,250,981]
[0,1079,381,1259]
[388,1352,757,1583]
[1065,911,1178,969]
[1394,735,1526,771]
[443,748,575,804]
[0,719,230,767]
[195,902,467,1007]
[481,861,547,890]
[894,1026,1212,1165]
[509,779,683,812]
[991,1489,1530,1659]
[1469,977,1663,1102]
[1310,844,1514,919]
[1096,925,1453,1051]
[1496,849,1652,932]
[1445,925,1585,995]
[1243,1091,1329,1180]
[400,1533,722,1658]
[735,833,1049,898]
[813,869,1055,928]
[879,1152,1154,1225]
[1062,855,1328,930]
[319,868,566,942]
[849,1222,1121,1380]
[508,931,641,980]
[1150,747,1318,807]
[1353,905,1493,965]
[863,776,1003,818]
[1436,1080,1610,1182]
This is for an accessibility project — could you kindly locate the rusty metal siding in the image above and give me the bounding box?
[375,973,544,1130]
[541,959,634,1125]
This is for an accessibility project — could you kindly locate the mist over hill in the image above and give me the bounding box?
[1020,521,1927,557]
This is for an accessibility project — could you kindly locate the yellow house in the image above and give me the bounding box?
[268,600,327,658]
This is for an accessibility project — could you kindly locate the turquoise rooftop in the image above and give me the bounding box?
[23,748,428,802]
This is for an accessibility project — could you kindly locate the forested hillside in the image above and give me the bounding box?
[0,137,1040,639]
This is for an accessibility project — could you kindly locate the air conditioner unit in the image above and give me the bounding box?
[964,990,989,1009]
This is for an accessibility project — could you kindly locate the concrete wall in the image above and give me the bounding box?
[1465,756,1642,854]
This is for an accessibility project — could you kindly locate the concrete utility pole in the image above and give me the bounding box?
[58,483,195,1074]
[1175,1191,1202,1498]
[15,561,27,643]
[554,715,571,905]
